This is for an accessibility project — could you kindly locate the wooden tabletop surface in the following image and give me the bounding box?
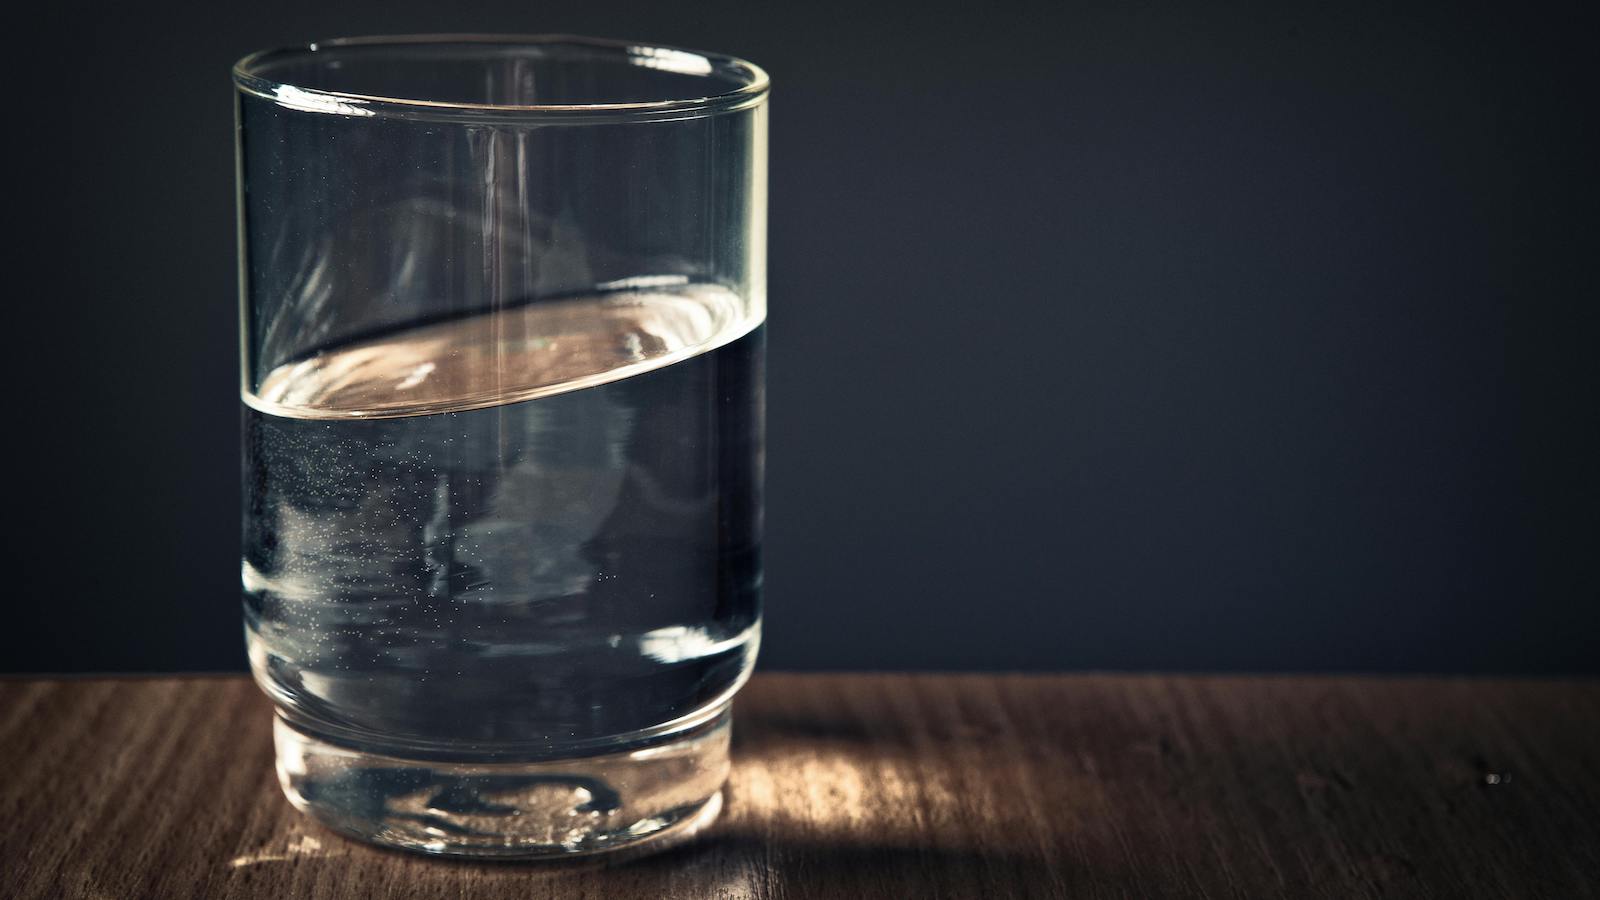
[2,673,1597,899]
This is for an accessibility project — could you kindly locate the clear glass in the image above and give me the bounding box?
[234,35,767,858]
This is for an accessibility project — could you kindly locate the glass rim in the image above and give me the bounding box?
[233,34,770,122]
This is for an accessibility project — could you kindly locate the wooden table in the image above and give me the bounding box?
[3,674,1596,898]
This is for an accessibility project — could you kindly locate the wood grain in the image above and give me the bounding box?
[1,674,1596,899]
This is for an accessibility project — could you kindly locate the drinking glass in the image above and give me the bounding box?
[233,35,767,857]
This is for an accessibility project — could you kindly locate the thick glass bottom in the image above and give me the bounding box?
[272,706,731,858]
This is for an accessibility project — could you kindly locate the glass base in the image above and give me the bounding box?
[272,706,731,858]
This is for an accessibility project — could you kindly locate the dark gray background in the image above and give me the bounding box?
[8,0,1595,674]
